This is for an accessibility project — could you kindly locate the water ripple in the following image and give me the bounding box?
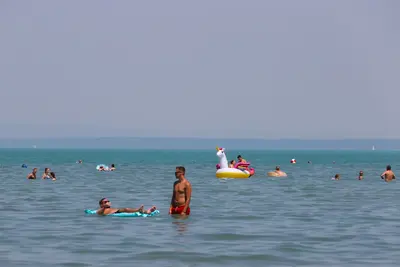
[1,150,400,266]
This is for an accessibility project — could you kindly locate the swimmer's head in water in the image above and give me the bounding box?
[387,165,391,171]
[275,166,280,171]
[32,168,37,173]
[99,198,111,208]
[359,171,363,175]
[335,174,340,179]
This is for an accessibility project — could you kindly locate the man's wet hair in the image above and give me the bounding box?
[176,166,185,174]
[237,155,242,159]
[387,165,391,170]
[99,198,107,205]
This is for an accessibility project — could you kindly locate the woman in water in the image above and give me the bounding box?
[110,164,116,171]
[42,168,51,179]
[358,171,364,180]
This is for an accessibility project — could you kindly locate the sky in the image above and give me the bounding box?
[1,0,399,139]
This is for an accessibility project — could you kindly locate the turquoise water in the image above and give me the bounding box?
[1,149,399,267]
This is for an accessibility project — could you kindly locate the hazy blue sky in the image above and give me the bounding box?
[1,0,399,139]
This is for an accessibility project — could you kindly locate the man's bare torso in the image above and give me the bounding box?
[173,180,189,206]
[97,208,119,215]
[383,170,395,182]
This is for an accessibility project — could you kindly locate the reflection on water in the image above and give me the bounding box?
[172,217,189,234]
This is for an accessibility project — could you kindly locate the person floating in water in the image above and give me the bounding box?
[358,171,364,180]
[96,198,157,215]
[27,168,37,179]
[42,168,51,179]
[267,166,287,177]
[332,174,340,180]
[274,166,287,177]
[109,164,116,171]
[170,166,192,216]
[381,165,395,182]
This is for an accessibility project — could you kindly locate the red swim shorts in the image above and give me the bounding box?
[170,205,190,215]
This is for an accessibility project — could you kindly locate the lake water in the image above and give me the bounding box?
[0,149,399,267]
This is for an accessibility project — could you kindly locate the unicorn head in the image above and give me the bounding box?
[216,146,228,169]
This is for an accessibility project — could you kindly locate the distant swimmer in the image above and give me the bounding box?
[96,198,156,215]
[381,165,395,182]
[267,166,287,177]
[109,164,116,171]
[77,160,83,164]
[42,168,51,179]
[332,174,340,180]
[229,160,236,168]
[50,172,57,181]
[170,166,192,216]
[358,171,364,180]
[27,168,37,179]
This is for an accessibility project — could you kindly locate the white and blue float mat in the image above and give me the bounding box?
[84,209,160,217]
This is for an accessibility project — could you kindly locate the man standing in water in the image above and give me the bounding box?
[169,166,192,216]
[381,165,396,182]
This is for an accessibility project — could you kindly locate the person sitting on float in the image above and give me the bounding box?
[236,155,249,170]
[229,160,236,168]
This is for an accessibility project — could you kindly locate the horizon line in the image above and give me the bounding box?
[0,136,397,141]
[0,147,395,151]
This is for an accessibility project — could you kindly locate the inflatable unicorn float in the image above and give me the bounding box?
[215,146,255,179]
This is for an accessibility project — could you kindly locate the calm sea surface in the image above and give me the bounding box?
[0,149,399,267]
